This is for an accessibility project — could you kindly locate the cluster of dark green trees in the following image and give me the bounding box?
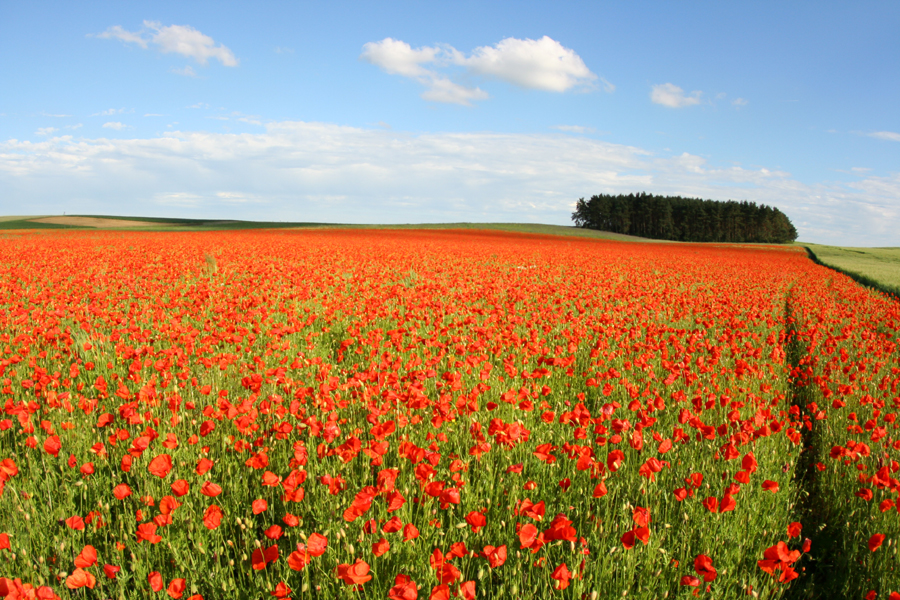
[572,193,798,243]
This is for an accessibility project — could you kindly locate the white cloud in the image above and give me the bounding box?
[40,112,71,118]
[421,77,489,105]
[361,36,601,105]
[216,191,263,204]
[144,114,165,117]
[651,83,702,108]
[274,46,294,54]
[92,108,126,116]
[95,21,238,67]
[2,122,897,246]
[732,98,748,108]
[35,127,58,136]
[460,36,597,92]
[188,103,210,109]
[94,25,148,48]
[552,125,595,134]
[102,122,126,130]
[171,65,198,77]
[868,131,900,142]
[361,38,442,78]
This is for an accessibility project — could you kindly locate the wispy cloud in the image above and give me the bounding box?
[92,108,127,116]
[94,21,238,67]
[35,127,58,136]
[551,125,596,134]
[3,121,897,245]
[650,83,702,108]
[732,98,748,108]
[171,65,198,77]
[361,36,602,106]
[40,112,71,118]
[102,122,127,130]
[868,131,900,142]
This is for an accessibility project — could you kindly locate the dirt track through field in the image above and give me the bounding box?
[27,216,161,228]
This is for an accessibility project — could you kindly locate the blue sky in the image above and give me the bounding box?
[1,1,898,245]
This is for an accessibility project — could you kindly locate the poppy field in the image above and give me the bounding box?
[0,228,898,599]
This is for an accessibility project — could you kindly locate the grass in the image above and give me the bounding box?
[0,216,656,241]
[800,243,900,300]
[0,219,82,230]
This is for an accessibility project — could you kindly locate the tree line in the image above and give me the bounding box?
[572,193,798,243]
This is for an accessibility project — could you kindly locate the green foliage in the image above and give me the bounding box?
[572,193,798,243]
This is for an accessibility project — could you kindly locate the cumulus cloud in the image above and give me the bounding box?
[868,131,900,142]
[1,122,897,246]
[651,83,702,108]
[460,36,597,92]
[35,127,58,136]
[95,21,238,67]
[361,36,600,105]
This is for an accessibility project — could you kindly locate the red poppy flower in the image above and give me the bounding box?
[66,568,96,590]
[336,559,372,586]
[388,574,418,600]
[719,494,736,513]
[103,564,121,579]
[171,479,190,497]
[483,545,507,568]
[403,523,420,541]
[252,545,279,570]
[65,516,85,530]
[148,454,173,478]
[383,516,403,533]
[252,499,268,514]
[372,537,390,556]
[544,514,576,542]
[702,497,719,513]
[113,483,132,500]
[196,457,214,475]
[148,572,163,592]
[465,511,486,533]
[869,533,885,552]
[43,435,61,457]
[307,532,328,556]
[288,548,310,571]
[270,582,292,598]
[265,525,283,540]
[167,578,186,599]
[200,481,222,497]
[73,545,97,568]
[787,522,802,539]
[592,481,608,498]
[550,563,572,590]
[694,554,717,582]
[762,480,779,493]
[136,522,162,544]
[202,505,223,530]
